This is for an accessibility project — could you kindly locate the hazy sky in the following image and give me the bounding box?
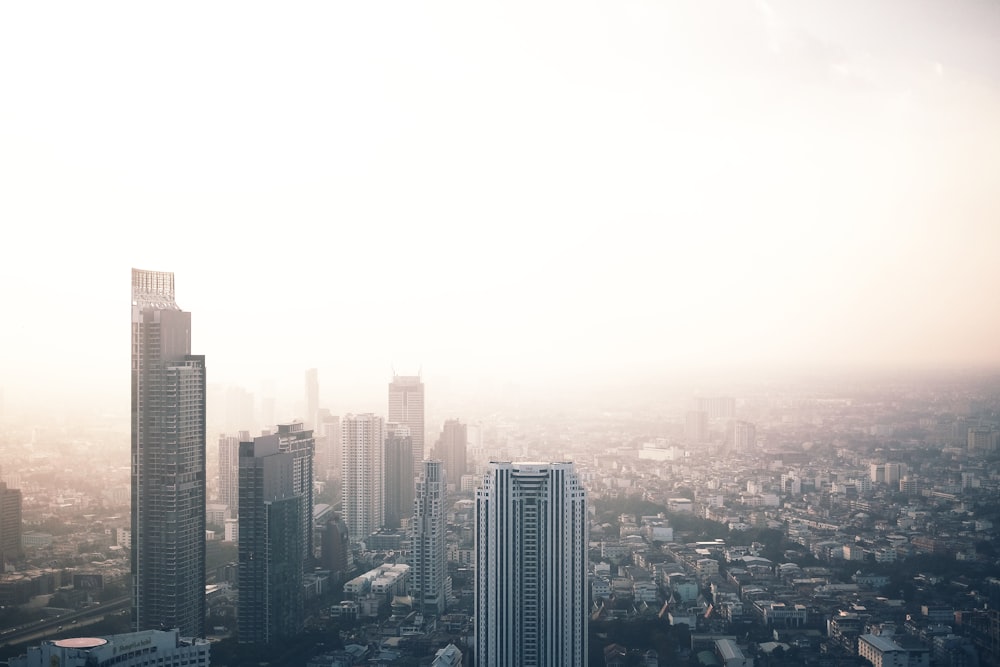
[2,1,1000,413]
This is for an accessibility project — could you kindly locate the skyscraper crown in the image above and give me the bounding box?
[132,268,179,309]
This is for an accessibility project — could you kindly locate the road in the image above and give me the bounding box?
[0,597,129,648]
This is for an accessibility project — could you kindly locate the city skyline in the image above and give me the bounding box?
[3,1,1000,416]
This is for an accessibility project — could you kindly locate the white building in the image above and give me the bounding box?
[475,462,588,666]
[341,414,385,542]
[8,630,209,667]
[411,460,447,615]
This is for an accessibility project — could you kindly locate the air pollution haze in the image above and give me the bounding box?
[2,1,1000,416]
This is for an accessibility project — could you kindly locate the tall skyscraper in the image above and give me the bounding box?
[411,460,446,615]
[131,268,206,637]
[305,368,319,430]
[732,420,756,453]
[341,413,384,542]
[316,410,341,482]
[0,481,23,566]
[274,422,315,566]
[388,374,425,477]
[475,462,588,666]
[217,432,247,519]
[238,433,303,644]
[384,423,415,530]
[432,419,467,491]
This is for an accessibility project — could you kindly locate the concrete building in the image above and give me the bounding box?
[733,421,756,454]
[384,423,414,529]
[238,433,304,644]
[342,413,385,542]
[411,460,447,614]
[217,433,244,519]
[685,411,708,443]
[0,481,22,565]
[7,630,210,667]
[388,374,425,478]
[432,420,468,492]
[475,462,588,666]
[130,268,206,637]
[274,422,315,568]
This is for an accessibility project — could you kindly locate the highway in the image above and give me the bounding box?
[0,597,129,648]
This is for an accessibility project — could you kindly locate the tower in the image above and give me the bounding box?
[475,461,588,666]
[384,423,414,530]
[341,413,385,542]
[305,368,319,430]
[217,432,246,519]
[238,434,304,644]
[131,268,206,637]
[274,422,315,566]
[388,374,425,478]
[411,460,446,615]
[432,419,467,491]
[0,481,22,565]
[732,421,756,453]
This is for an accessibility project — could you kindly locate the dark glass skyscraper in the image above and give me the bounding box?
[131,269,206,637]
[384,422,414,529]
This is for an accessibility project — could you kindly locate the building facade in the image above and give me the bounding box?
[411,460,447,615]
[388,374,424,478]
[130,268,206,637]
[341,413,385,542]
[384,423,414,530]
[238,433,304,644]
[0,481,22,565]
[475,461,588,666]
[7,630,210,667]
[432,420,467,492]
[274,422,315,566]
[217,432,244,519]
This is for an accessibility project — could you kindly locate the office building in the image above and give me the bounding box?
[130,268,206,637]
[316,410,341,481]
[319,513,351,586]
[238,433,304,644]
[475,462,588,666]
[7,629,210,667]
[411,460,446,614]
[432,419,467,492]
[305,368,319,430]
[218,432,247,519]
[732,421,756,454]
[384,423,415,529]
[388,374,425,477]
[342,413,385,542]
[274,422,315,566]
[0,481,22,565]
[696,396,736,421]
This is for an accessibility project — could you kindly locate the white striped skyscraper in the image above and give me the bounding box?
[475,461,588,666]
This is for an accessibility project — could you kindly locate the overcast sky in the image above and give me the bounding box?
[2,1,999,415]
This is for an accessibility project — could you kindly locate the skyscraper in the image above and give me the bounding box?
[411,460,446,615]
[274,422,315,566]
[475,461,588,666]
[732,420,756,453]
[217,432,246,519]
[238,433,303,644]
[316,410,341,482]
[131,268,206,637]
[432,419,467,491]
[341,413,384,542]
[305,368,319,430]
[384,423,414,529]
[0,481,22,566]
[388,374,425,477]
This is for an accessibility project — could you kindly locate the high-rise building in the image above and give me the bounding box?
[274,422,315,566]
[218,432,247,519]
[316,410,341,481]
[732,421,756,453]
[384,423,414,530]
[475,461,588,666]
[696,396,736,421]
[411,460,446,615]
[305,368,319,430]
[238,433,304,644]
[130,268,206,637]
[388,374,425,478]
[319,513,351,587]
[0,481,23,565]
[341,413,385,542]
[432,420,467,492]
